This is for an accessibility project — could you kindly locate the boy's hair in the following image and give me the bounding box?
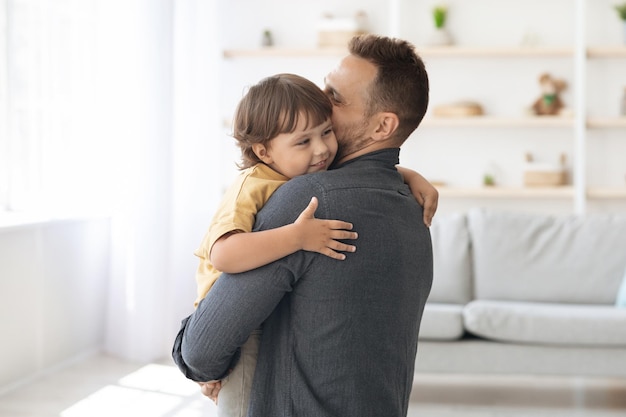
[348,34,429,143]
[233,73,333,169]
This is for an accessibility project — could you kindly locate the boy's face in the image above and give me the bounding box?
[254,117,337,179]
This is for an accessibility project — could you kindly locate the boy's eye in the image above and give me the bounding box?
[296,138,310,146]
[322,128,333,136]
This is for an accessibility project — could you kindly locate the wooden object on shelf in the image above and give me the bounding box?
[523,153,567,187]
[318,30,364,48]
[433,101,484,117]
[524,171,567,187]
[317,12,366,48]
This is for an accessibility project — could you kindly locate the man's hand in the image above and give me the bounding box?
[198,380,222,404]
[294,197,358,259]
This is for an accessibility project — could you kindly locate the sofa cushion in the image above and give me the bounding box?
[464,300,626,346]
[428,213,472,304]
[467,209,626,304]
[419,303,465,341]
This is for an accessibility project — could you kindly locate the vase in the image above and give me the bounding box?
[428,27,453,46]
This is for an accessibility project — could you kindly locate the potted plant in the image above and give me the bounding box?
[428,4,453,46]
[615,2,626,44]
[616,2,626,19]
[433,6,448,29]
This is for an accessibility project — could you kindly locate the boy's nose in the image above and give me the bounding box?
[313,138,329,155]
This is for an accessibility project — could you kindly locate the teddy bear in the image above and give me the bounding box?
[531,73,567,116]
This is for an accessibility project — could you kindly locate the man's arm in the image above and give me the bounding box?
[175,179,329,383]
[178,259,294,382]
[396,166,439,227]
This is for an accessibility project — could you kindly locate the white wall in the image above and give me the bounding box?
[0,218,110,393]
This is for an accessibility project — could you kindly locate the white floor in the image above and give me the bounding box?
[1,354,625,417]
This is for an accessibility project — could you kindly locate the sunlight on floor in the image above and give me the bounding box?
[2,355,625,417]
[60,364,215,417]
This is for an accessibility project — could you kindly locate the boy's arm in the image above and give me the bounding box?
[397,165,439,227]
[210,197,357,273]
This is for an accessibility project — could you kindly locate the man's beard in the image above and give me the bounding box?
[334,119,371,162]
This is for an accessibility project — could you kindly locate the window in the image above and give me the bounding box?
[0,0,98,214]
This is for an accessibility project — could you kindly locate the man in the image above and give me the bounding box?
[177,34,434,416]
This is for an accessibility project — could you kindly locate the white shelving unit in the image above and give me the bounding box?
[219,0,626,214]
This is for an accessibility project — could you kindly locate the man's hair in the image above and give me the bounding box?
[232,73,333,169]
[348,34,429,143]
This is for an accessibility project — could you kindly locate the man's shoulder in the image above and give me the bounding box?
[280,171,330,190]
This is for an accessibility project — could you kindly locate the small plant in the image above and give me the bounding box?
[433,6,448,29]
[616,2,626,20]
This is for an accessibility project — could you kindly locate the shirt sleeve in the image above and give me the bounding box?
[179,260,297,381]
[178,177,317,381]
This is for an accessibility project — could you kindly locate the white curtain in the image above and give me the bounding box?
[98,0,223,362]
[97,0,174,361]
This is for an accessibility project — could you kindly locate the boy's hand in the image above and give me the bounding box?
[416,184,438,228]
[396,166,439,227]
[294,197,358,260]
[199,380,222,404]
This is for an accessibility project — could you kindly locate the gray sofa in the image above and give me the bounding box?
[415,209,626,377]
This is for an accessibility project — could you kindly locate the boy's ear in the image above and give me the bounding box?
[372,112,399,141]
[252,143,273,164]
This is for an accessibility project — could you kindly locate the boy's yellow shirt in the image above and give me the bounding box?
[193,163,288,307]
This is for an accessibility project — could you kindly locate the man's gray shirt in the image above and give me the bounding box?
[180,148,433,416]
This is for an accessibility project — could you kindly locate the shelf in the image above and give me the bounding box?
[586,47,626,58]
[424,116,626,129]
[422,116,573,128]
[586,118,626,129]
[223,46,574,59]
[219,4,625,214]
[436,187,626,199]
[223,47,347,58]
[222,46,626,60]
[436,186,575,199]
[587,187,626,199]
[224,115,577,129]
[225,115,623,130]
[416,46,573,58]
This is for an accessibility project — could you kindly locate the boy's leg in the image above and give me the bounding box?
[217,328,261,417]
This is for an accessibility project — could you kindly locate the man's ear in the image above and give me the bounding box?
[252,143,273,164]
[372,112,399,141]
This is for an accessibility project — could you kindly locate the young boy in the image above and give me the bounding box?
[176,73,435,416]
[193,73,356,310]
